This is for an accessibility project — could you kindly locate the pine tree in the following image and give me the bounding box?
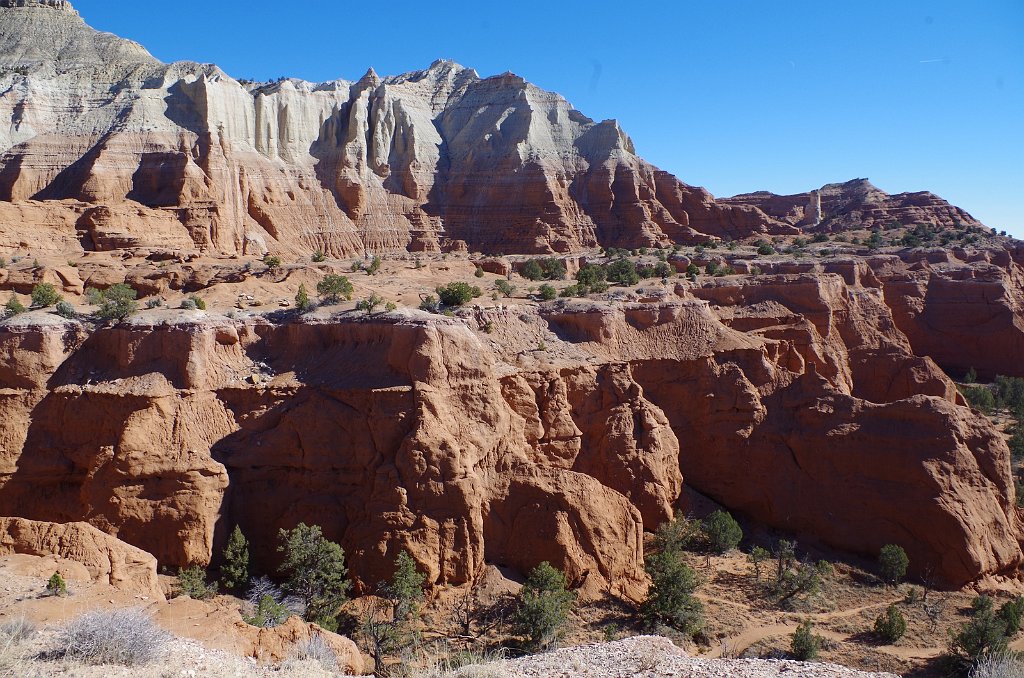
[220,526,250,592]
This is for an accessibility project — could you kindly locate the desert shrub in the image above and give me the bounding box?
[289,633,338,672]
[474,266,484,278]
[702,510,743,553]
[180,298,198,310]
[4,296,25,317]
[55,300,76,319]
[641,548,704,636]
[278,523,351,630]
[962,385,996,412]
[95,284,137,321]
[356,293,384,315]
[519,259,544,281]
[31,283,61,307]
[606,259,640,285]
[436,282,481,307]
[999,596,1024,635]
[494,279,516,298]
[970,653,1024,678]
[45,572,67,597]
[0,617,35,643]
[220,526,250,592]
[756,242,776,256]
[653,512,700,553]
[295,284,313,312]
[874,604,907,643]
[176,566,215,600]
[317,274,354,303]
[146,298,163,309]
[963,367,978,383]
[188,295,206,310]
[385,301,397,312]
[513,562,576,651]
[791,620,822,660]
[311,250,327,263]
[538,284,557,301]
[419,295,441,313]
[748,546,771,581]
[244,594,292,628]
[366,256,382,275]
[878,544,909,585]
[383,550,426,622]
[57,608,170,666]
[576,264,608,291]
[994,376,1024,412]
[950,595,1012,668]
[263,254,282,270]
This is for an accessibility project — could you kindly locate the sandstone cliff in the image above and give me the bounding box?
[0,3,983,258]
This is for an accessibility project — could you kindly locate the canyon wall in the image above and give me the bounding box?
[1,257,1022,593]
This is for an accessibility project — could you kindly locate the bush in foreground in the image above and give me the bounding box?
[791,620,822,661]
[702,510,743,553]
[31,283,61,308]
[878,544,909,585]
[874,604,907,643]
[513,562,576,651]
[56,608,171,666]
[970,653,1024,678]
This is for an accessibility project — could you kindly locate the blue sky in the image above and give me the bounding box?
[73,0,1024,235]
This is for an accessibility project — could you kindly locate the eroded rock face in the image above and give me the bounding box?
[0,275,1020,593]
[0,5,984,258]
[0,516,162,597]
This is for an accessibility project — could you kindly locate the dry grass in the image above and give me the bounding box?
[56,608,172,666]
[971,653,1024,678]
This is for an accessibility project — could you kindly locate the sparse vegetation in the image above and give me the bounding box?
[538,283,557,301]
[878,544,909,585]
[874,604,907,643]
[513,561,576,651]
[3,296,25,317]
[356,293,385,315]
[436,282,481,307]
[220,525,250,592]
[702,510,743,554]
[312,250,327,263]
[30,283,61,307]
[45,571,67,597]
[263,254,283,270]
[94,284,138,321]
[54,300,76,318]
[295,284,313,311]
[495,279,516,298]
[278,523,351,630]
[56,608,171,666]
[366,256,383,275]
[317,274,354,303]
[791,620,823,660]
[175,565,215,599]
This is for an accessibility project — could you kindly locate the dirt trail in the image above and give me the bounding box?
[701,594,942,661]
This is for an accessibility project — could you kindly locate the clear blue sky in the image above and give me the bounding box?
[73,0,1024,235]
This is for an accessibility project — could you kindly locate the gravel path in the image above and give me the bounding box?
[474,636,900,678]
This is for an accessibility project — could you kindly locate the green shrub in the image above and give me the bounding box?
[278,523,351,630]
[436,282,481,307]
[474,266,484,278]
[513,562,576,651]
[4,296,26,317]
[748,546,771,581]
[999,596,1024,635]
[180,299,198,310]
[244,595,291,628]
[606,259,640,285]
[55,300,76,319]
[317,274,354,303]
[176,566,215,600]
[538,284,557,301]
[641,549,704,636]
[220,526,250,592]
[384,550,425,622]
[495,279,516,298]
[702,510,743,553]
[356,294,384,315]
[756,242,776,256]
[874,604,907,643]
[520,259,544,281]
[188,295,206,310]
[950,595,1011,667]
[366,256,382,275]
[878,544,909,585]
[46,571,68,597]
[94,284,138,321]
[961,385,996,412]
[295,284,313,312]
[312,250,327,263]
[791,620,822,660]
[576,264,608,291]
[31,283,61,307]
[686,263,700,279]
[263,255,282,270]
[418,295,440,313]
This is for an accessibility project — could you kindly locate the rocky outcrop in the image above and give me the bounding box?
[722,179,984,233]
[0,275,1020,592]
[0,516,162,597]
[0,5,984,258]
